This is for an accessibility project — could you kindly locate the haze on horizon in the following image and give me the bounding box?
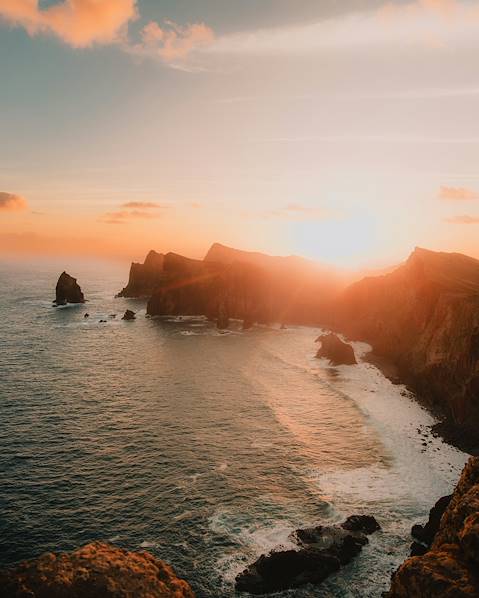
[1,0,479,269]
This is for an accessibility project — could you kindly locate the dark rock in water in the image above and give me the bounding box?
[341,514,381,534]
[55,271,85,305]
[84,313,89,318]
[122,309,136,321]
[0,542,194,597]
[410,494,452,553]
[99,319,107,323]
[109,314,116,318]
[315,333,357,365]
[235,515,379,594]
[387,457,479,597]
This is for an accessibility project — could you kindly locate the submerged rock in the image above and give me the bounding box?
[387,457,479,597]
[54,272,85,305]
[122,309,136,321]
[315,333,357,365]
[0,542,194,597]
[235,515,379,594]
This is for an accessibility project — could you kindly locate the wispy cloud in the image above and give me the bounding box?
[445,214,479,224]
[0,191,27,211]
[121,201,168,209]
[439,186,479,200]
[0,0,138,48]
[99,209,162,225]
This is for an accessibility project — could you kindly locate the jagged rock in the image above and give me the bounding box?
[341,514,381,534]
[54,272,85,305]
[411,494,452,552]
[235,515,379,594]
[335,248,479,451]
[0,542,194,597]
[117,250,165,298]
[387,457,479,597]
[122,309,136,321]
[315,333,357,365]
[84,313,89,318]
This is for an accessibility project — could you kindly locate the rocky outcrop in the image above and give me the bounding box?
[410,494,452,556]
[315,333,357,365]
[117,250,165,297]
[122,309,136,321]
[0,542,194,597]
[235,515,380,594]
[387,457,479,597]
[335,248,479,451]
[54,272,85,305]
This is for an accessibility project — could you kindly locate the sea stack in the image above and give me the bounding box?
[54,272,85,305]
[315,333,357,365]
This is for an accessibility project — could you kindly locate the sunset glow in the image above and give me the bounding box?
[1,0,479,267]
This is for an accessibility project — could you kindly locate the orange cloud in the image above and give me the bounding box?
[0,0,137,47]
[136,19,214,62]
[0,191,27,210]
[439,186,479,200]
[445,214,479,224]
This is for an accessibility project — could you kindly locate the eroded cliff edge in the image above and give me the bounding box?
[335,247,479,452]
[0,542,194,597]
[387,456,479,597]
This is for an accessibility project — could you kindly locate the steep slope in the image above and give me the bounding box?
[387,457,479,597]
[335,248,479,448]
[117,250,165,297]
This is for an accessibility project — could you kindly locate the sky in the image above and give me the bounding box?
[1,0,479,268]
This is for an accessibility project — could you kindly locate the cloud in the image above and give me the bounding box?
[121,201,167,209]
[204,0,479,58]
[439,186,479,200]
[0,0,137,48]
[127,19,214,66]
[0,191,27,211]
[445,214,479,224]
[99,209,162,225]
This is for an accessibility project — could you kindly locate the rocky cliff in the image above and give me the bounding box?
[55,272,85,305]
[0,542,194,597]
[335,248,479,450]
[117,250,165,298]
[387,456,479,597]
[121,243,341,327]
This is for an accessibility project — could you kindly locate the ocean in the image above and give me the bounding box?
[0,258,468,597]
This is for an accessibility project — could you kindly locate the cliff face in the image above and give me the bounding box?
[121,244,342,326]
[117,250,165,297]
[336,248,479,443]
[0,542,194,597]
[387,457,479,597]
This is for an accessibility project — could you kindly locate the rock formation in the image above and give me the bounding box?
[410,494,452,556]
[235,515,380,594]
[315,333,357,365]
[122,309,136,321]
[335,248,479,451]
[54,272,85,305]
[117,250,165,298]
[387,457,479,597]
[0,542,194,597]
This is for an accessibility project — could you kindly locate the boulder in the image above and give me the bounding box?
[341,514,381,534]
[122,309,136,321]
[235,515,379,594]
[55,272,85,305]
[0,542,194,598]
[315,333,357,365]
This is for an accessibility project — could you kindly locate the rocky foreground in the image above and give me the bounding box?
[335,247,479,452]
[387,456,479,597]
[0,542,194,597]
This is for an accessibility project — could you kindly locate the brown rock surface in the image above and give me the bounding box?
[315,333,357,365]
[55,272,85,305]
[387,457,479,597]
[0,542,194,598]
[335,248,479,450]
